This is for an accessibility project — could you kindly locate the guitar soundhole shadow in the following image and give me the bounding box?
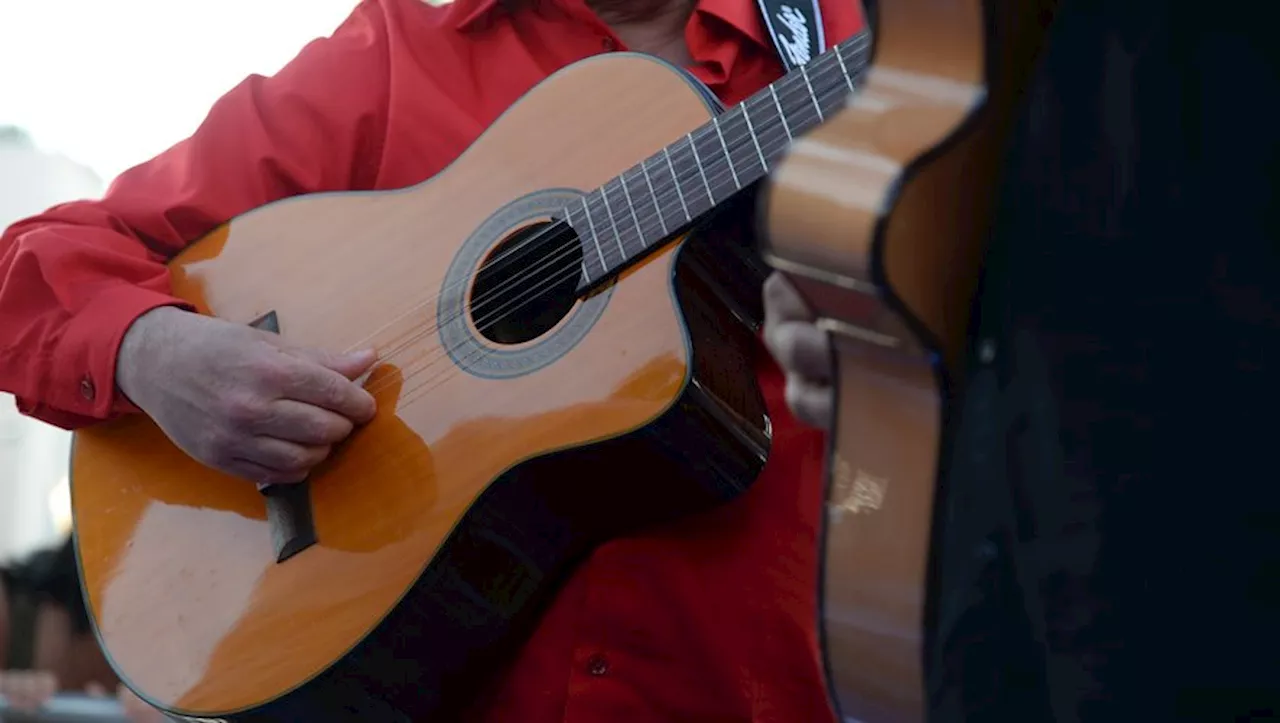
[471,221,584,345]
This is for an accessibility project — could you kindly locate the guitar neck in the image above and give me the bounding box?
[570,30,873,288]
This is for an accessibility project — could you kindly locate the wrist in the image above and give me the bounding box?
[115,306,184,407]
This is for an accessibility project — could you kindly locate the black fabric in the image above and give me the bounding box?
[1,537,92,672]
[930,1,1280,721]
[37,538,91,637]
[3,574,39,671]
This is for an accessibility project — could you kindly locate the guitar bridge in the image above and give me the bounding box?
[260,480,319,563]
[249,309,319,564]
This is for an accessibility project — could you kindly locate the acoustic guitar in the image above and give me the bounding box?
[760,0,1056,720]
[70,29,875,723]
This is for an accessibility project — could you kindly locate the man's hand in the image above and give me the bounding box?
[762,272,833,429]
[116,306,378,486]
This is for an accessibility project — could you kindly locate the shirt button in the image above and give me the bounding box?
[79,376,96,401]
[585,654,610,676]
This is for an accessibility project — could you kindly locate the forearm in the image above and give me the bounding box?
[0,0,392,428]
[0,214,187,428]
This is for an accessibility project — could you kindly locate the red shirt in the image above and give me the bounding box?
[0,0,863,720]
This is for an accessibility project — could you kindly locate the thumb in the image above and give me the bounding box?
[287,346,378,380]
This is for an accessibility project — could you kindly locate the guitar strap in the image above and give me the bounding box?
[752,0,826,72]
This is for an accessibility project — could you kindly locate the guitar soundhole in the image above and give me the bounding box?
[471,221,585,345]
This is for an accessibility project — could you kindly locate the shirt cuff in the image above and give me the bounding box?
[54,284,194,418]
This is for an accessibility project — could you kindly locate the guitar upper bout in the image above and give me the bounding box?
[759,0,1057,720]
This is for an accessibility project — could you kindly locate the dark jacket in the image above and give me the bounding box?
[930,1,1280,720]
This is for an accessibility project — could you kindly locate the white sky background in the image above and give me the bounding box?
[0,0,363,184]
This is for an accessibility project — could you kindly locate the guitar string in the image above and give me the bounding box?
[353,62,862,405]
[331,35,871,365]
[359,70,863,406]
[317,39,870,392]
[364,129,858,405]
[341,31,872,360]
[259,51,866,408]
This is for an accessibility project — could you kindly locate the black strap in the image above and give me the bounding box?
[753,0,826,71]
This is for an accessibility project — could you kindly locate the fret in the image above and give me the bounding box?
[638,157,669,236]
[834,47,855,91]
[838,33,872,83]
[566,201,603,283]
[670,135,713,215]
[617,170,642,243]
[686,133,715,205]
[818,37,871,117]
[719,106,766,179]
[800,65,823,122]
[599,182,627,256]
[738,102,770,174]
[779,75,823,135]
[578,196,610,270]
[814,54,854,118]
[691,128,732,202]
[620,168,660,245]
[745,93,790,167]
[662,147,692,222]
[769,85,793,142]
[711,117,740,189]
[604,179,634,254]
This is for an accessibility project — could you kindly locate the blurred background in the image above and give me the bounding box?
[0,0,363,565]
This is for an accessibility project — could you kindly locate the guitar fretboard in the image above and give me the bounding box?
[567,31,873,286]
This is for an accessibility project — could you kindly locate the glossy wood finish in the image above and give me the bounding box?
[71,54,770,722]
[761,1,1055,721]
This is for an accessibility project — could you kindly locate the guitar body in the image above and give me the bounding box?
[70,54,771,723]
[761,1,1055,721]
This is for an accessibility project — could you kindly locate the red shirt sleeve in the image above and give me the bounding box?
[0,0,391,430]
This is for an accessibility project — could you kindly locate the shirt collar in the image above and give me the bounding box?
[448,0,773,51]
[692,0,770,50]
[447,0,505,31]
